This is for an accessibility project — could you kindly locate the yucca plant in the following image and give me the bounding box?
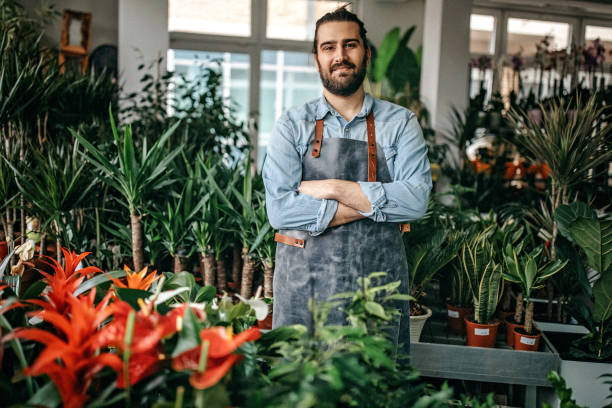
[506,94,612,259]
[253,193,275,298]
[459,228,502,324]
[73,109,182,271]
[503,245,568,334]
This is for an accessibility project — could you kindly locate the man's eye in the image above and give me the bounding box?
[345,43,356,48]
[324,46,335,51]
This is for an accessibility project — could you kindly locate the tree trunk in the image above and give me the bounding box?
[263,259,274,298]
[216,255,226,293]
[231,244,241,285]
[514,292,524,324]
[173,254,184,274]
[200,252,215,287]
[524,302,535,334]
[240,250,256,299]
[130,213,143,271]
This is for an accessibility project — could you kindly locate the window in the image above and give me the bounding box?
[259,50,321,163]
[168,0,251,37]
[506,18,571,56]
[266,1,350,41]
[168,50,250,123]
[470,14,496,54]
[585,25,612,58]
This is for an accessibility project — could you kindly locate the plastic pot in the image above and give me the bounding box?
[464,316,500,348]
[513,327,541,351]
[410,305,432,343]
[446,303,472,336]
[504,316,523,347]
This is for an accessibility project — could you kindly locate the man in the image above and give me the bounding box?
[262,6,431,351]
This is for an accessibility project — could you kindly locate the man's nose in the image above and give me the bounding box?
[333,46,347,62]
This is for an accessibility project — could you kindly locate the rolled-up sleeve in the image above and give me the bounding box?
[263,116,338,236]
[357,114,431,222]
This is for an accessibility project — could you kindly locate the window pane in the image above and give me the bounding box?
[267,0,350,41]
[168,50,250,124]
[259,50,322,165]
[506,18,571,56]
[470,14,495,54]
[168,0,250,37]
[585,25,612,58]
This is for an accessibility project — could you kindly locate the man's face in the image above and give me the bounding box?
[314,21,370,97]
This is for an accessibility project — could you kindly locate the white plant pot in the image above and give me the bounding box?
[410,306,432,343]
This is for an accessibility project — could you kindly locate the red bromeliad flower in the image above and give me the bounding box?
[8,289,121,408]
[30,248,102,315]
[100,300,188,387]
[172,326,261,389]
[106,265,161,291]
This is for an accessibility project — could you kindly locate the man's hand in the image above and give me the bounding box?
[298,179,372,213]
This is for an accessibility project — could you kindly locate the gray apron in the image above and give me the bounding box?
[272,112,410,353]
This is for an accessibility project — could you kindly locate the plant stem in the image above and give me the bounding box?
[174,386,184,408]
[514,292,523,324]
[174,253,184,274]
[240,250,255,299]
[201,252,215,287]
[123,310,136,408]
[263,259,274,298]
[130,213,143,271]
[216,254,226,293]
[231,244,241,286]
[524,301,534,334]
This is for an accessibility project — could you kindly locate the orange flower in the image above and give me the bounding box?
[527,163,551,179]
[30,248,102,315]
[470,159,492,175]
[9,289,121,408]
[504,161,526,180]
[100,300,187,387]
[106,265,161,291]
[172,326,261,389]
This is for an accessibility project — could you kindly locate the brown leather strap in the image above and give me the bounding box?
[366,112,376,182]
[312,119,324,158]
[274,233,305,248]
[399,223,411,233]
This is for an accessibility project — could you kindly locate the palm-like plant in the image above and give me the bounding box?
[73,109,182,271]
[503,245,568,334]
[506,94,612,259]
[459,228,502,324]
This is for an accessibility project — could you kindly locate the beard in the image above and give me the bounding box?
[317,56,367,97]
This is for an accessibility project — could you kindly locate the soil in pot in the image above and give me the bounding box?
[446,303,472,336]
[464,316,500,348]
[513,327,541,351]
[504,316,523,347]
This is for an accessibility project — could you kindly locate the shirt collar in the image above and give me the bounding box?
[315,92,374,121]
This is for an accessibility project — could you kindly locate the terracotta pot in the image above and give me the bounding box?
[0,241,7,261]
[504,316,523,347]
[409,306,432,343]
[446,303,472,336]
[513,327,541,351]
[257,313,273,330]
[464,316,500,348]
[227,281,239,292]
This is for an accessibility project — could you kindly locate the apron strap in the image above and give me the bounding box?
[366,112,376,182]
[312,119,324,158]
[274,232,305,248]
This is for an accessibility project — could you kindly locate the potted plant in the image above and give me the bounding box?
[403,225,463,342]
[503,244,567,350]
[459,228,502,348]
[446,260,473,336]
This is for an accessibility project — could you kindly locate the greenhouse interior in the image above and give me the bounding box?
[0,0,611,407]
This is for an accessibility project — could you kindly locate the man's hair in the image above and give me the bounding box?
[312,4,368,54]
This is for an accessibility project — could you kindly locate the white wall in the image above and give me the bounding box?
[118,0,168,101]
[20,0,118,51]
[360,0,425,51]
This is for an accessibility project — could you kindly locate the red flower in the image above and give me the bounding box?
[100,300,188,387]
[8,289,121,408]
[504,161,526,180]
[172,326,261,389]
[29,248,102,315]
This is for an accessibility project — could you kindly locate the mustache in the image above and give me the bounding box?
[331,61,356,72]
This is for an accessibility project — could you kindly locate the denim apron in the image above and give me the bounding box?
[272,112,410,353]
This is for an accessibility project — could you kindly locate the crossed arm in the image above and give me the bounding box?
[298,179,369,227]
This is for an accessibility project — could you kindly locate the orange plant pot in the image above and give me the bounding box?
[504,316,523,347]
[464,317,500,348]
[513,328,541,351]
[446,303,473,336]
[0,241,7,261]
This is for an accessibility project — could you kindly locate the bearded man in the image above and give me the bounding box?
[262,6,431,352]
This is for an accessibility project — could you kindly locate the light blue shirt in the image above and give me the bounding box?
[263,93,432,236]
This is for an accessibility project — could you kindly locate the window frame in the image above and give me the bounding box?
[168,0,359,163]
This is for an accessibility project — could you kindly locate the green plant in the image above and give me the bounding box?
[502,244,567,333]
[73,109,183,271]
[506,94,612,259]
[459,228,502,324]
[542,371,586,408]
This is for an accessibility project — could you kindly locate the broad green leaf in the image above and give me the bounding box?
[364,301,388,320]
[27,380,61,408]
[171,307,202,357]
[194,285,217,303]
[373,27,400,82]
[593,272,612,323]
[554,202,597,243]
[570,217,612,273]
[74,270,126,296]
[115,288,151,309]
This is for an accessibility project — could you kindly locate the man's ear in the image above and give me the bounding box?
[366,47,372,67]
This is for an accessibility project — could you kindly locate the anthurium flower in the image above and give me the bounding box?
[172,326,261,389]
[100,300,188,387]
[7,289,121,408]
[106,265,161,291]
